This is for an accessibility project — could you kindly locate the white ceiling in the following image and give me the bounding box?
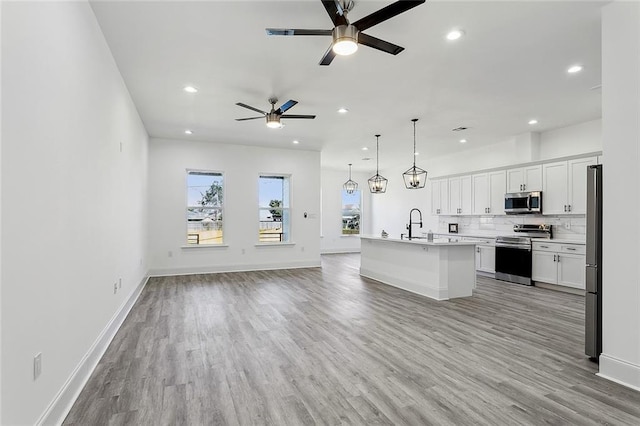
[90,0,604,172]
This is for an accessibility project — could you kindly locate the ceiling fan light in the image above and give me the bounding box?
[332,25,359,56]
[266,113,282,129]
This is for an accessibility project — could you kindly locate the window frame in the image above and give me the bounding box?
[185,169,226,246]
[257,173,292,244]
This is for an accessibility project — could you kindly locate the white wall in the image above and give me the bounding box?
[1,2,149,425]
[599,1,640,390]
[320,168,372,253]
[148,139,321,275]
[539,119,602,160]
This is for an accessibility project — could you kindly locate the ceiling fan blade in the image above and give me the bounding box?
[266,28,333,36]
[358,33,404,55]
[321,0,348,26]
[352,0,425,32]
[276,100,298,115]
[235,117,264,121]
[319,45,337,66]
[236,102,267,115]
[281,114,317,119]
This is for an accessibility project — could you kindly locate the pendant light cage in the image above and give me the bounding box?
[403,118,427,189]
[368,134,388,194]
[343,163,358,194]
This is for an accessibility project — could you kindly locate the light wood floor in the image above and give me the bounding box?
[64,254,640,425]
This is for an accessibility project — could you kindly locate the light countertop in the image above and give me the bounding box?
[361,235,478,247]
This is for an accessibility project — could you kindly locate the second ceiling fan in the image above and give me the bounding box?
[266,0,426,66]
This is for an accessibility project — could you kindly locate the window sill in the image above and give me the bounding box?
[181,244,229,249]
[340,235,361,238]
[254,242,296,247]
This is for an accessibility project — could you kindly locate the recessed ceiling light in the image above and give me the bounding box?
[362,147,369,151]
[292,140,300,144]
[459,139,467,144]
[528,119,538,125]
[183,86,198,93]
[567,65,583,74]
[446,29,464,41]
[184,130,193,135]
[337,107,349,114]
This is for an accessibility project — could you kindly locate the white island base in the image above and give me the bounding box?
[360,236,477,301]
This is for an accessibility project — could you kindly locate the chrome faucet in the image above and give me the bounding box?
[406,208,423,240]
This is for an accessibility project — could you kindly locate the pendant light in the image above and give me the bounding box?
[402,118,427,189]
[343,163,358,194]
[368,134,388,194]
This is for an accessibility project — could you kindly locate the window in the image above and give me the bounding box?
[259,175,290,242]
[341,189,361,235]
[186,171,224,245]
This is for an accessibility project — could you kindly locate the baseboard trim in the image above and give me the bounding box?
[320,248,361,254]
[597,353,640,392]
[35,274,149,426]
[148,260,322,277]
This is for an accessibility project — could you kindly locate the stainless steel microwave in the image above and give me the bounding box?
[504,191,542,214]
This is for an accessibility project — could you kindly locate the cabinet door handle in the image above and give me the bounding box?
[520,184,523,191]
[568,205,572,212]
[540,245,549,248]
[563,205,567,212]
[477,247,480,253]
[557,255,560,262]
[566,247,576,251]
[487,207,490,213]
[553,254,557,262]
[523,184,526,190]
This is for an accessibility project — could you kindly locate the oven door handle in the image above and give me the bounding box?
[495,243,531,251]
[527,194,531,211]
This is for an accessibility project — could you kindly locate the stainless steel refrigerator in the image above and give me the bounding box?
[585,164,602,359]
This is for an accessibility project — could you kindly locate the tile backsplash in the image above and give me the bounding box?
[438,215,586,241]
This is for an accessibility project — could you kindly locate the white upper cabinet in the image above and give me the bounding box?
[543,157,597,215]
[568,157,596,215]
[472,173,488,215]
[488,171,507,215]
[431,178,449,215]
[449,175,472,215]
[472,171,506,215]
[542,161,568,214]
[506,165,543,192]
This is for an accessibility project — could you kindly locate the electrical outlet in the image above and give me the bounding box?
[565,221,571,230]
[114,282,118,294]
[34,353,42,380]
[168,251,173,258]
[118,278,122,289]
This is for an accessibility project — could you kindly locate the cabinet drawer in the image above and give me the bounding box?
[532,242,560,252]
[561,244,586,255]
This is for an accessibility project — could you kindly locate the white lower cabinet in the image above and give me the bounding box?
[532,242,585,289]
[476,244,495,274]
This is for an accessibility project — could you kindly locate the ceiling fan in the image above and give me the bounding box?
[235,98,316,128]
[266,0,426,66]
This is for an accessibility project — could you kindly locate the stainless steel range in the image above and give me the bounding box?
[495,224,552,286]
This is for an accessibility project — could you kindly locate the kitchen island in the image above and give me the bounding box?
[360,236,478,301]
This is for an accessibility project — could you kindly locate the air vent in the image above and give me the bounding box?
[452,126,469,132]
